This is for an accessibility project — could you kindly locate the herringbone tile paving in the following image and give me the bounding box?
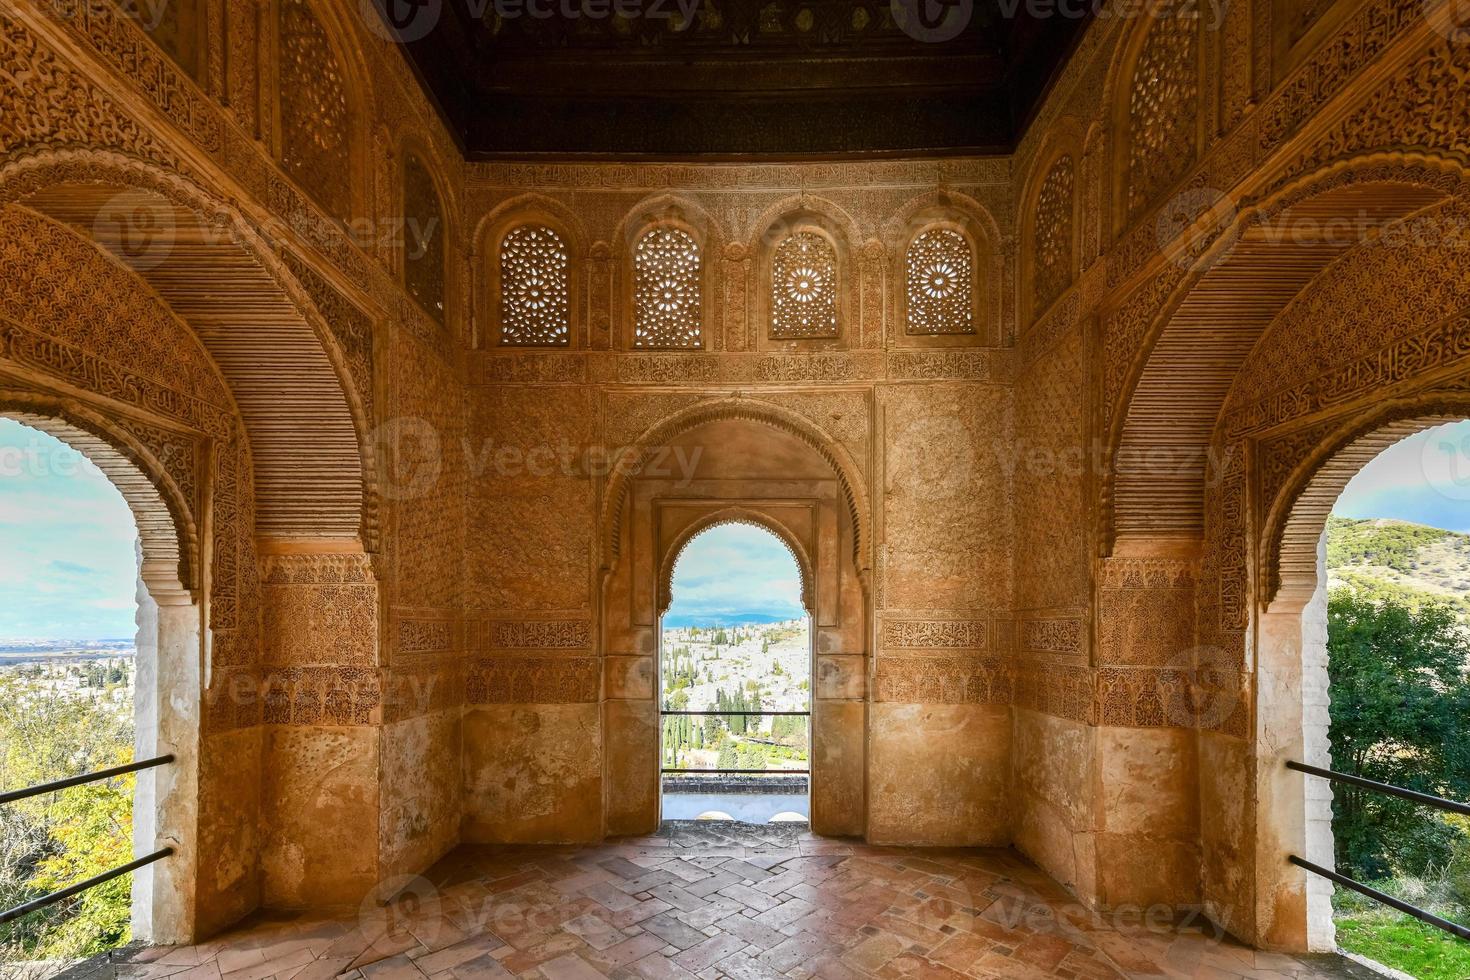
[115,823,1377,980]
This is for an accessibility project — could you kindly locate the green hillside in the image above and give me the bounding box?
[1326,516,1470,618]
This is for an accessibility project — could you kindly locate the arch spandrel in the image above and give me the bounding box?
[597,396,872,577]
[0,150,375,547]
[1107,157,1470,549]
[1260,401,1470,610]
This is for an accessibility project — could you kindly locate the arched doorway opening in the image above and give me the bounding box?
[659,522,813,825]
[0,413,200,958]
[1262,414,1470,961]
[598,398,871,839]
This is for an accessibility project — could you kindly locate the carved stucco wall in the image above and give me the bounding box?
[0,203,263,935]
[3,0,1470,954]
[1087,0,1470,947]
[0,0,467,933]
[460,163,1017,846]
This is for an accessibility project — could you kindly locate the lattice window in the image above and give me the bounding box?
[1126,13,1199,221]
[905,229,975,335]
[633,228,702,348]
[403,151,445,325]
[1033,155,1075,315]
[770,232,838,339]
[279,0,351,220]
[499,225,570,346]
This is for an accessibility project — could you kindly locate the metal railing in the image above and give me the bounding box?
[1287,759,1470,942]
[660,710,810,775]
[0,754,174,926]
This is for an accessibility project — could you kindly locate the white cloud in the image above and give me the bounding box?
[1333,419,1470,531]
[666,523,806,623]
[0,419,138,640]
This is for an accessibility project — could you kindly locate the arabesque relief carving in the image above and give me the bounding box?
[5,0,1470,950]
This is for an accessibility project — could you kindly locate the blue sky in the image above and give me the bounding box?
[0,419,139,641]
[664,523,806,627]
[1333,420,1470,532]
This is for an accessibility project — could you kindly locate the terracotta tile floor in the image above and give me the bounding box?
[113,823,1378,980]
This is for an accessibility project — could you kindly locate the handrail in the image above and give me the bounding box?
[0,754,174,806]
[1285,760,1470,817]
[659,710,809,717]
[1288,856,1470,941]
[0,848,173,926]
[1288,759,1470,943]
[663,768,810,775]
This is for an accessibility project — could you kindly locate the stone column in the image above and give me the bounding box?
[135,560,202,945]
[1254,533,1335,951]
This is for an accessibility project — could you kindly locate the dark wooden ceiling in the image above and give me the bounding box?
[371,0,1091,158]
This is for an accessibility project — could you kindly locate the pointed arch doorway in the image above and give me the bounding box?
[658,520,813,824]
[598,399,872,839]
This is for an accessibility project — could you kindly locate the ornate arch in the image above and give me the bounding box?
[1105,154,1470,547]
[0,148,376,545]
[598,396,872,575]
[614,194,723,351]
[1019,126,1083,326]
[1261,396,1470,609]
[474,192,588,348]
[658,511,816,618]
[0,390,196,595]
[883,188,1001,345]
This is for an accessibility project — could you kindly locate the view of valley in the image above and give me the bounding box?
[659,619,811,773]
[0,649,136,966]
[1319,516,1470,979]
[1328,516,1470,617]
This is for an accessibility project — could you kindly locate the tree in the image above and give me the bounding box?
[0,670,136,960]
[716,741,739,770]
[1327,588,1470,880]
